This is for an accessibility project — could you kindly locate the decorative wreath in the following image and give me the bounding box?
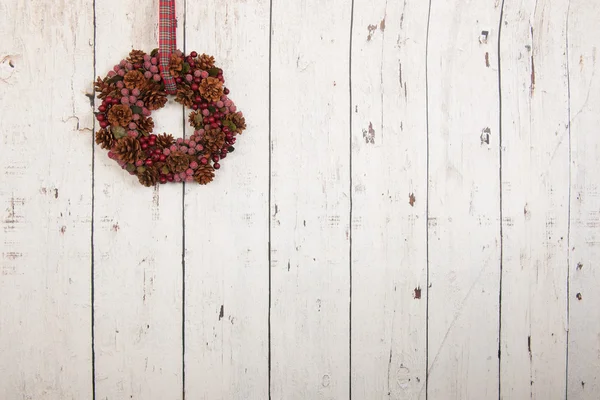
[92,48,246,186]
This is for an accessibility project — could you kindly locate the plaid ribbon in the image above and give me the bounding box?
[159,0,177,94]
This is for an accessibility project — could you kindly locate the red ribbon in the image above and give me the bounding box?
[158,0,177,94]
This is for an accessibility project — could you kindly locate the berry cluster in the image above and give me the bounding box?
[93,49,246,186]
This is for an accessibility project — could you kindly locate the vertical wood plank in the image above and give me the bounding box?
[426,1,502,398]
[499,0,570,398]
[350,0,428,398]
[0,1,94,398]
[183,0,270,398]
[93,1,184,398]
[270,0,351,398]
[567,0,600,397]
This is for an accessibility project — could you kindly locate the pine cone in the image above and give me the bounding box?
[137,116,155,134]
[197,54,215,70]
[199,77,224,103]
[167,151,192,174]
[124,70,146,90]
[128,49,146,65]
[225,112,247,134]
[94,77,117,100]
[95,128,115,149]
[169,54,184,77]
[142,89,168,111]
[193,164,215,185]
[107,104,133,127]
[188,111,204,129]
[113,137,142,163]
[202,128,226,154]
[137,166,159,187]
[156,133,175,149]
[175,87,195,108]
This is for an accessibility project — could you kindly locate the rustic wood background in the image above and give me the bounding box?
[1,0,599,399]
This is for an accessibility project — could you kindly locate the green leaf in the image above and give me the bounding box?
[126,163,136,172]
[111,125,127,139]
[208,67,220,77]
[137,166,147,173]
[182,62,190,74]
[151,48,159,57]
[106,75,124,84]
[208,105,216,113]
[161,166,170,175]
[130,105,143,115]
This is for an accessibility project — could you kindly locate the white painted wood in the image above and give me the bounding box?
[499,0,570,398]
[0,1,94,398]
[93,1,184,399]
[350,0,428,398]
[269,0,351,398]
[426,1,502,398]
[183,0,270,398]
[567,0,600,397]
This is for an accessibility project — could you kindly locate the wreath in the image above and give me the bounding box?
[92,48,246,186]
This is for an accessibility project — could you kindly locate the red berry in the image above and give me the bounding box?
[200,157,208,165]
[139,137,147,143]
[212,155,219,162]
[208,116,215,123]
[145,159,153,166]
[224,88,230,95]
[141,143,149,149]
[190,51,198,58]
[98,105,107,112]
[99,121,108,128]
[200,103,208,109]
[152,154,160,161]
[191,83,199,91]
[96,114,105,121]
[149,134,157,140]
[195,96,202,103]
[214,162,220,170]
[194,77,201,83]
[167,174,174,182]
[111,98,119,105]
[176,77,182,83]
[153,149,161,155]
[159,155,166,161]
[105,96,113,103]
[211,122,218,129]
[192,104,198,110]
[159,176,167,184]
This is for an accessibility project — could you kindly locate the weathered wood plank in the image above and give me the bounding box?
[183,0,270,398]
[0,1,94,398]
[350,0,428,398]
[499,0,570,398]
[426,1,502,398]
[93,2,184,398]
[567,0,600,397]
[269,0,352,398]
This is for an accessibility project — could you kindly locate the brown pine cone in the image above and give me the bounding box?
[193,164,215,185]
[137,166,159,187]
[137,116,155,134]
[167,151,192,174]
[175,87,195,108]
[169,54,184,77]
[188,111,204,129]
[197,54,215,70]
[124,70,146,90]
[202,127,226,153]
[95,128,115,149]
[113,137,142,163]
[225,112,246,134]
[199,77,224,103]
[107,105,133,127]
[142,89,168,111]
[94,77,117,100]
[128,49,146,65]
[156,133,175,149]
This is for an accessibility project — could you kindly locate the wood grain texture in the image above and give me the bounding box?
[269,0,351,398]
[567,0,600,397]
[350,0,428,398]
[93,2,184,399]
[183,0,270,398]
[499,0,570,398]
[426,1,502,398]
[0,0,94,398]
